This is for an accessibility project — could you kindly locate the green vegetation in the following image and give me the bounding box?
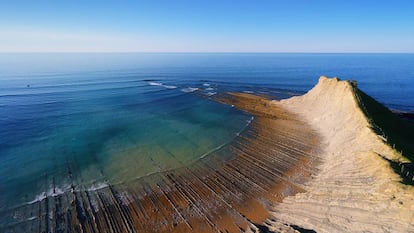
[354,88,414,163]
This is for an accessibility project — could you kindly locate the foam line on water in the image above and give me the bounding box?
[205,92,217,96]
[87,182,110,191]
[181,87,199,93]
[199,115,254,159]
[148,81,177,89]
[148,82,163,86]
[27,186,67,204]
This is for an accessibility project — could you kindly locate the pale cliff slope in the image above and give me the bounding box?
[269,77,414,233]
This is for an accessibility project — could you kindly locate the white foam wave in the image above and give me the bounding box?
[205,87,215,91]
[164,85,177,89]
[203,83,210,87]
[247,116,254,123]
[27,187,66,204]
[199,116,254,160]
[117,191,134,205]
[199,143,227,159]
[181,87,199,93]
[206,92,217,96]
[87,182,109,191]
[26,216,37,221]
[148,81,163,86]
[243,90,254,94]
[148,81,177,89]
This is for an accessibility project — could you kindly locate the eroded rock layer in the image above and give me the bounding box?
[3,93,320,233]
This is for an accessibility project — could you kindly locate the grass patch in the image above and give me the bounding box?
[354,88,414,162]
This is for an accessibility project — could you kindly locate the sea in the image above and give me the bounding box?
[0,53,413,224]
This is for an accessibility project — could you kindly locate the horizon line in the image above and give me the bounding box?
[1,51,414,54]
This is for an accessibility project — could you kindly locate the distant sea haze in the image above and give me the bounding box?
[0,53,413,226]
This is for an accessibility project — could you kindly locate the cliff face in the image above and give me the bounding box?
[269,76,414,233]
[282,76,402,161]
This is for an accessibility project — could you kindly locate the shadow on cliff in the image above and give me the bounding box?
[354,87,414,184]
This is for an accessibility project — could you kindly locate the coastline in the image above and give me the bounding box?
[3,86,321,232]
[3,76,413,232]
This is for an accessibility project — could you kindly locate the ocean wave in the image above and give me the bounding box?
[148,81,177,89]
[203,83,211,87]
[87,182,109,191]
[243,90,254,94]
[148,81,163,86]
[26,181,111,204]
[205,87,215,91]
[236,116,254,136]
[26,216,37,221]
[27,186,66,204]
[163,85,177,89]
[199,143,227,159]
[117,191,134,205]
[199,115,254,159]
[205,92,217,96]
[247,116,254,123]
[181,87,199,93]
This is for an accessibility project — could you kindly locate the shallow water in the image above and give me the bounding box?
[0,53,413,219]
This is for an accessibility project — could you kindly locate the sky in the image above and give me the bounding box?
[0,0,413,53]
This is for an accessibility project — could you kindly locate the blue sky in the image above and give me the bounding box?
[0,0,413,52]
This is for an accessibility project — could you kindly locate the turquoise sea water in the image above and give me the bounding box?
[0,53,413,215]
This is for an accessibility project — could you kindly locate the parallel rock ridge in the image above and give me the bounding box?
[2,92,321,232]
[269,76,414,233]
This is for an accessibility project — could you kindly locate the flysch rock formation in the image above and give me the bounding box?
[2,84,321,233]
[3,76,413,233]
